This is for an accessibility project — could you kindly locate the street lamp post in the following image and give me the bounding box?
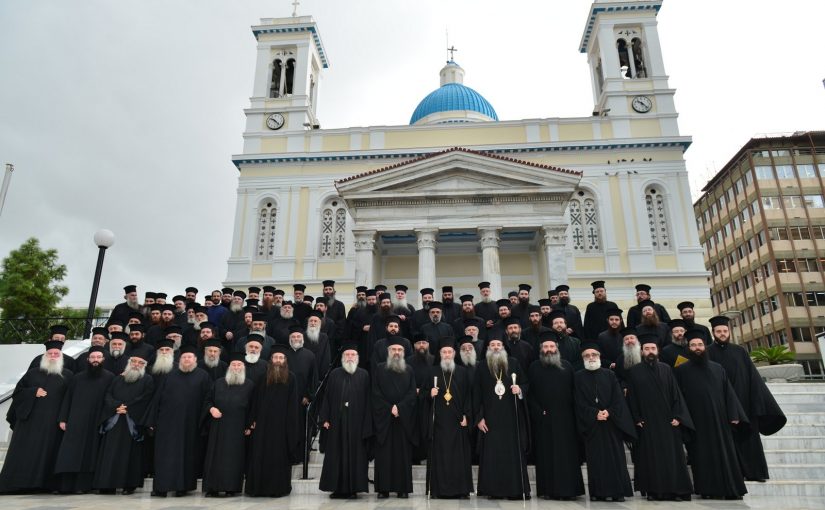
[83,229,115,339]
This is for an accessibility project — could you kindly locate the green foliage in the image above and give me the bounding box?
[750,345,796,366]
[0,237,68,320]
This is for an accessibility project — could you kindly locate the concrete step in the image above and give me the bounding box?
[783,413,825,426]
[773,402,825,412]
[761,436,825,449]
[744,480,825,497]
[767,383,825,393]
[771,392,825,404]
[773,424,825,436]
[763,449,825,464]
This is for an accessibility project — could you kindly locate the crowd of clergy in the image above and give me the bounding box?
[0,279,786,501]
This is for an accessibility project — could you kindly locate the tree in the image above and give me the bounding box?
[0,237,68,320]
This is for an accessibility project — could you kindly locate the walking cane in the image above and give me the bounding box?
[426,376,437,501]
[512,373,526,506]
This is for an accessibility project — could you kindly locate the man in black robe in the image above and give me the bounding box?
[372,339,417,498]
[552,284,585,340]
[146,345,211,497]
[521,308,552,351]
[596,308,623,368]
[706,315,786,482]
[501,316,537,372]
[54,347,115,493]
[660,320,691,368]
[583,280,619,342]
[0,341,73,493]
[410,288,434,336]
[286,326,318,460]
[473,281,498,329]
[104,332,129,375]
[93,354,155,494]
[76,327,110,372]
[319,345,373,498]
[527,335,584,500]
[474,339,530,500]
[423,337,473,499]
[245,345,300,497]
[198,338,227,380]
[109,284,141,326]
[347,288,377,361]
[456,335,480,463]
[243,334,269,386]
[321,280,347,345]
[370,321,412,372]
[304,310,332,380]
[627,283,670,328]
[510,283,539,328]
[634,300,671,347]
[625,339,694,501]
[678,301,712,345]
[27,324,77,374]
[574,344,635,502]
[420,302,454,353]
[406,334,434,464]
[674,333,748,500]
[549,311,583,370]
[391,284,416,339]
[202,353,255,496]
[613,327,642,389]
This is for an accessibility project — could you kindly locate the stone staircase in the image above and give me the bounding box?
[0,382,823,497]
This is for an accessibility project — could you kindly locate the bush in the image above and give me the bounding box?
[750,345,795,366]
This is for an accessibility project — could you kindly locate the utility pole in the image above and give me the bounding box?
[0,163,14,218]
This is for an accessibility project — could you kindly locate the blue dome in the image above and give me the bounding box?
[409,82,498,125]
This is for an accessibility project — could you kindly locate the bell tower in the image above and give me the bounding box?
[245,15,328,143]
[580,0,679,134]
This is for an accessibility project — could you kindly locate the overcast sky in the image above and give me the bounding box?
[0,0,822,308]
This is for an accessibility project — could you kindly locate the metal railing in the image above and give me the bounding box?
[0,316,109,344]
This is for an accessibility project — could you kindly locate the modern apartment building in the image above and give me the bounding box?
[694,131,825,374]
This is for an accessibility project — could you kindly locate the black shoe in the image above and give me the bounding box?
[397,492,408,499]
[151,491,166,497]
[347,493,358,499]
[98,489,116,495]
[225,491,236,497]
[725,495,744,500]
[174,490,188,497]
[377,492,389,499]
[205,491,218,497]
[121,488,135,495]
[613,496,625,502]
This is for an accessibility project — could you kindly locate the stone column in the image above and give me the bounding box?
[542,224,569,289]
[353,229,377,288]
[478,227,502,299]
[415,228,438,292]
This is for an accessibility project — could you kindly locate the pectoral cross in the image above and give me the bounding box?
[291,0,300,17]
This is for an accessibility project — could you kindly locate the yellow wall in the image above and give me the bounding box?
[252,264,273,279]
[384,125,526,149]
[293,187,311,278]
[261,137,288,153]
[317,261,346,279]
[575,257,605,272]
[630,119,661,138]
[558,123,593,142]
[654,254,678,270]
[382,256,418,280]
[608,176,630,272]
[435,255,481,278]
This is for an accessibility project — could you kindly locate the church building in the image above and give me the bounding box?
[224,0,710,314]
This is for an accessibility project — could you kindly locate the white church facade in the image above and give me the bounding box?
[224,0,710,314]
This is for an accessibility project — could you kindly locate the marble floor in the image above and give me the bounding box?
[1,492,824,510]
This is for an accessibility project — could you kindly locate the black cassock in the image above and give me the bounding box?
[198,359,228,381]
[625,361,694,498]
[708,341,786,481]
[0,367,72,492]
[287,347,318,457]
[406,352,434,464]
[54,368,116,492]
[93,374,155,491]
[473,357,530,499]
[202,377,255,494]
[574,368,635,499]
[423,364,474,498]
[674,359,748,498]
[146,367,211,493]
[584,300,619,342]
[527,359,584,499]
[660,342,690,368]
[245,374,300,497]
[371,363,417,495]
[319,367,373,495]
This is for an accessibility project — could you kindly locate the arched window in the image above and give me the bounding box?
[616,39,632,78]
[631,37,647,78]
[645,187,672,251]
[568,190,601,252]
[320,201,347,259]
[257,200,278,260]
[270,59,283,98]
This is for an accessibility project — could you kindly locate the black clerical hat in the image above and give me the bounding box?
[635,284,652,293]
[88,345,106,355]
[263,285,276,294]
[438,336,455,351]
[591,280,606,291]
[251,312,268,322]
[709,316,730,328]
[457,335,474,347]
[605,308,623,318]
[233,290,247,299]
[548,289,559,297]
[200,321,217,331]
[288,325,304,334]
[420,287,434,296]
[428,301,443,310]
[172,295,186,303]
[685,329,706,341]
[637,333,659,347]
[123,285,137,294]
[129,323,145,333]
[394,284,408,293]
[459,294,474,303]
[442,286,453,293]
[203,339,222,349]
[637,299,655,310]
[271,344,290,356]
[156,292,167,299]
[273,289,285,296]
[185,287,198,294]
[668,319,687,330]
[293,284,307,292]
[495,299,511,308]
[229,352,246,363]
[620,327,637,338]
[110,331,129,341]
[538,298,551,307]
[145,291,157,299]
[502,317,520,328]
[378,293,392,302]
[386,336,406,349]
[677,301,695,311]
[518,283,531,292]
[49,324,69,337]
[374,284,388,292]
[477,281,491,290]
[355,286,368,293]
[248,286,261,294]
[156,339,175,350]
[548,310,566,321]
[44,340,63,351]
[555,284,570,293]
[580,342,600,354]
[91,327,109,338]
[322,280,336,288]
[385,315,401,325]
[221,287,234,295]
[179,345,197,355]
[246,333,265,345]
[163,325,182,335]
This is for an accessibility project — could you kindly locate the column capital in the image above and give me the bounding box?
[477,226,501,249]
[352,229,377,252]
[415,228,438,250]
[542,224,568,246]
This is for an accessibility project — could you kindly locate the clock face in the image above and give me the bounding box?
[266,113,285,130]
[632,96,653,113]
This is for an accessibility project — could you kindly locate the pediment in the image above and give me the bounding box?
[336,147,582,198]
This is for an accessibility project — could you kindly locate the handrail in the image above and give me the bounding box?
[301,360,335,478]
